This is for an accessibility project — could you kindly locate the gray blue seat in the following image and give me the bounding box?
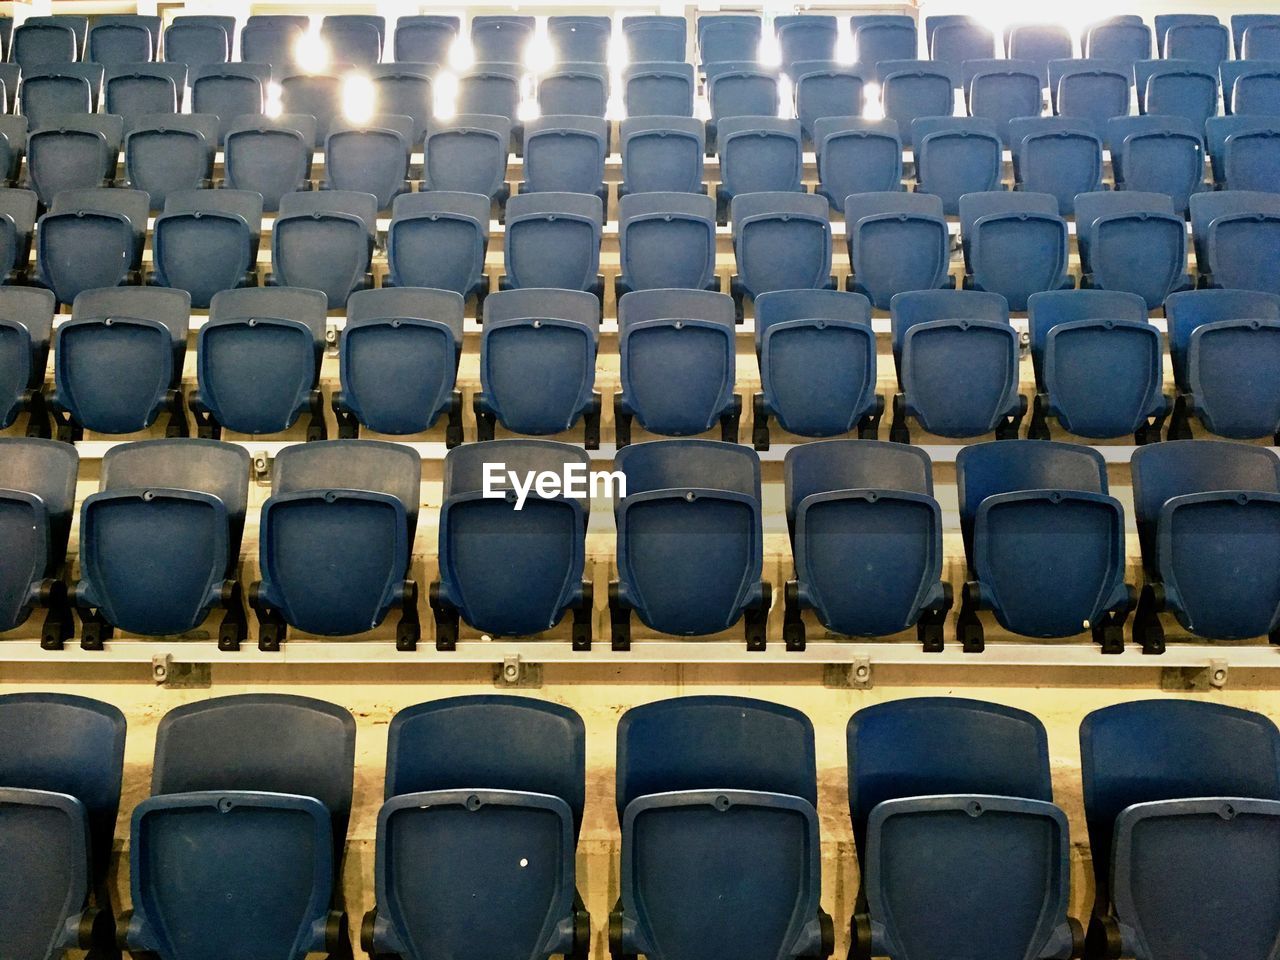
[1233,14,1280,57]
[470,16,535,63]
[732,192,833,320]
[521,115,607,200]
[1155,14,1225,61]
[878,60,955,135]
[715,117,803,220]
[191,63,272,145]
[963,59,1044,146]
[122,113,219,210]
[24,113,114,210]
[697,15,762,67]
[392,15,458,64]
[0,187,36,282]
[11,19,80,70]
[1086,17,1152,64]
[1048,59,1131,125]
[537,62,609,118]
[456,63,523,147]
[928,16,997,74]
[19,63,103,127]
[104,62,187,122]
[814,118,903,209]
[705,62,780,149]
[617,191,718,297]
[1107,115,1204,214]
[851,15,918,69]
[223,113,316,211]
[959,191,1071,311]
[845,191,951,310]
[368,64,434,146]
[619,116,704,196]
[240,14,307,76]
[623,16,687,63]
[1007,23,1075,84]
[324,114,414,210]
[152,189,263,309]
[164,15,235,69]
[1222,60,1280,116]
[36,188,149,307]
[0,287,56,436]
[775,15,838,78]
[1075,191,1191,308]
[0,115,28,185]
[321,14,385,64]
[1206,115,1280,191]
[911,116,1002,216]
[280,72,345,147]
[1190,190,1280,294]
[501,192,603,299]
[1134,60,1218,127]
[422,114,511,205]
[1009,116,1104,214]
[623,62,695,118]
[548,15,610,62]
[386,191,491,307]
[793,62,868,145]
[270,190,378,308]
[1245,22,1280,59]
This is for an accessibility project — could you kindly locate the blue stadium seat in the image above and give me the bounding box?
[0,187,36,281]
[19,63,103,127]
[366,697,591,960]
[223,113,316,211]
[164,15,235,69]
[368,65,434,148]
[845,191,951,310]
[1207,115,1280,190]
[0,287,55,435]
[71,438,249,646]
[911,116,1002,216]
[617,191,718,297]
[123,113,219,209]
[521,115,607,200]
[623,16,687,63]
[1245,23,1280,59]
[706,63,781,150]
[324,115,414,209]
[104,62,187,121]
[456,62,523,138]
[928,16,997,75]
[470,15,535,63]
[1080,700,1280,960]
[1165,288,1280,442]
[548,16,611,62]
[36,188,148,307]
[793,62,867,145]
[270,190,378,308]
[537,62,609,118]
[50,287,191,442]
[610,442,770,647]
[889,290,1024,442]
[848,699,1076,959]
[1007,23,1075,84]
[851,15,918,69]
[431,444,595,647]
[386,191,491,307]
[1166,19,1231,64]
[1233,14,1280,58]
[0,109,26,179]
[191,63,272,145]
[1134,60,1219,126]
[1008,117,1104,214]
[422,114,511,204]
[476,289,601,446]
[782,442,948,647]
[959,191,1071,310]
[1076,191,1190,307]
[280,72,345,147]
[87,16,156,66]
[612,697,829,959]
[1130,440,1280,649]
[879,60,956,135]
[615,289,739,446]
[501,192,603,299]
[1107,115,1204,214]
[775,15,839,78]
[1154,13,1222,57]
[1221,60,1280,115]
[250,443,420,645]
[1086,18,1152,64]
[1190,190,1280,294]
[963,59,1044,146]
[240,15,307,77]
[697,15,762,67]
[732,192,834,320]
[0,693,125,959]
[321,14,385,65]
[623,62,695,117]
[333,287,465,442]
[619,116,704,195]
[11,20,78,70]
[0,438,76,642]
[392,15,458,64]
[151,188,262,309]
[191,286,329,440]
[814,118,903,209]
[1050,59,1131,124]
[126,695,355,958]
[716,117,803,220]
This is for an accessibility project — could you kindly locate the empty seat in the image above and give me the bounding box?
[521,115,607,199]
[1076,191,1190,308]
[548,15,611,63]
[1108,115,1204,214]
[1081,700,1280,960]
[623,62,695,118]
[697,15,762,67]
[1131,440,1280,647]
[964,59,1044,146]
[456,63,523,134]
[270,190,378,308]
[1207,115,1280,190]
[20,63,104,127]
[879,60,956,135]
[1155,13,1222,58]
[0,693,125,960]
[393,15,459,64]
[615,289,739,445]
[753,290,882,450]
[0,110,24,182]
[1222,60,1280,115]
[706,63,781,149]
[1165,288,1280,441]
[321,14,385,65]
[0,65,20,116]
[126,695,355,955]
[11,20,79,70]
[1009,117,1104,215]
[366,697,591,959]
[334,287,465,442]
[845,192,951,310]
[152,188,263,308]
[0,186,36,280]
[623,16,687,63]
[814,118,903,209]
[851,15,918,69]
[1166,19,1231,64]
[386,191,491,305]
[122,113,219,209]
[911,116,1002,216]
[432,443,595,645]
[959,191,1070,310]
[0,437,76,641]
[191,64,272,144]
[1050,59,1131,124]
[368,64,434,146]
[104,62,188,121]
[476,289,601,445]
[1135,60,1219,126]
[1190,190,1280,294]
[716,117,803,219]
[537,62,609,118]
[1245,23,1280,59]
[0,286,54,436]
[36,188,148,306]
[617,192,717,297]
[611,442,770,645]
[191,286,329,439]
[470,15,535,64]
[1007,23,1074,83]
[501,192,603,298]
[619,116,704,196]
[87,15,157,66]
[775,15,839,77]
[732,192,834,318]
[164,15,236,69]
[223,113,316,211]
[422,114,511,204]
[928,16,997,74]
[848,699,1075,958]
[793,61,867,145]
[324,114,414,209]
[782,441,948,646]
[1233,14,1280,58]
[1086,18,1152,64]
[240,15,307,76]
[280,72,345,146]
[251,442,421,643]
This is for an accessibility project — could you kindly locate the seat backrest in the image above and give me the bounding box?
[208,285,328,343]
[321,14,385,64]
[697,14,762,65]
[280,72,345,145]
[956,439,1108,538]
[889,288,1008,352]
[346,286,466,341]
[537,61,609,117]
[1026,289,1149,357]
[958,190,1058,238]
[393,15,458,63]
[1135,59,1218,124]
[470,15,535,62]
[278,189,379,237]
[164,15,236,69]
[784,439,932,535]
[272,439,422,539]
[1086,18,1152,62]
[50,187,149,232]
[548,15,611,62]
[163,187,263,234]
[623,15,687,62]
[1233,13,1280,58]
[1154,13,1220,56]
[72,285,190,342]
[0,434,78,563]
[614,438,759,503]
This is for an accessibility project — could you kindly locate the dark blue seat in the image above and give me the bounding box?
[366,697,590,960]
[959,191,1071,310]
[153,188,262,309]
[1081,700,1280,960]
[1206,115,1280,191]
[706,62,781,151]
[393,15,458,64]
[814,118,903,209]
[280,72,345,147]
[456,63,523,144]
[368,64,435,147]
[164,16,235,69]
[321,14,385,65]
[911,116,1002,216]
[732,192,834,319]
[477,289,601,446]
[11,20,79,70]
[89,15,158,64]
[501,192,603,298]
[104,62,188,122]
[1165,289,1280,441]
[617,191,718,296]
[422,114,511,204]
[386,191,491,306]
[783,441,949,647]
[878,60,955,135]
[611,442,770,646]
[963,59,1044,146]
[1222,60,1280,116]
[1190,190,1280,294]
[72,439,249,646]
[619,116,704,195]
[521,115,607,200]
[715,117,803,220]
[851,15,918,69]
[697,15,762,67]
[1009,116,1104,214]
[19,63,104,127]
[1007,23,1075,84]
[240,14,308,77]
[1086,18,1152,64]
[470,16,535,63]
[1130,440,1280,649]
[928,16,997,75]
[0,438,76,643]
[793,62,868,146]
[548,16,610,62]
[192,286,329,440]
[36,188,148,307]
[0,186,36,281]
[324,115,414,210]
[1107,115,1204,214]
[612,697,829,960]
[334,287,465,442]
[623,62,695,118]
[615,289,739,446]
[1234,14,1280,57]
[845,191,951,310]
[123,113,219,210]
[537,62,609,118]
[223,113,316,212]
[1134,60,1219,127]
[270,190,378,308]
[127,694,355,959]
[0,693,125,960]
[1155,14,1224,59]
[0,115,28,186]
[1049,59,1131,124]
[623,16,687,63]
[775,15,838,78]
[888,289,1026,442]
[0,287,55,435]
[191,64,272,145]
[251,442,421,645]
[431,443,594,647]
[1075,191,1190,307]
[848,699,1076,960]
[1245,23,1280,58]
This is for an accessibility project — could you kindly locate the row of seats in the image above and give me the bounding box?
[3,434,1277,652]
[4,691,1278,960]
